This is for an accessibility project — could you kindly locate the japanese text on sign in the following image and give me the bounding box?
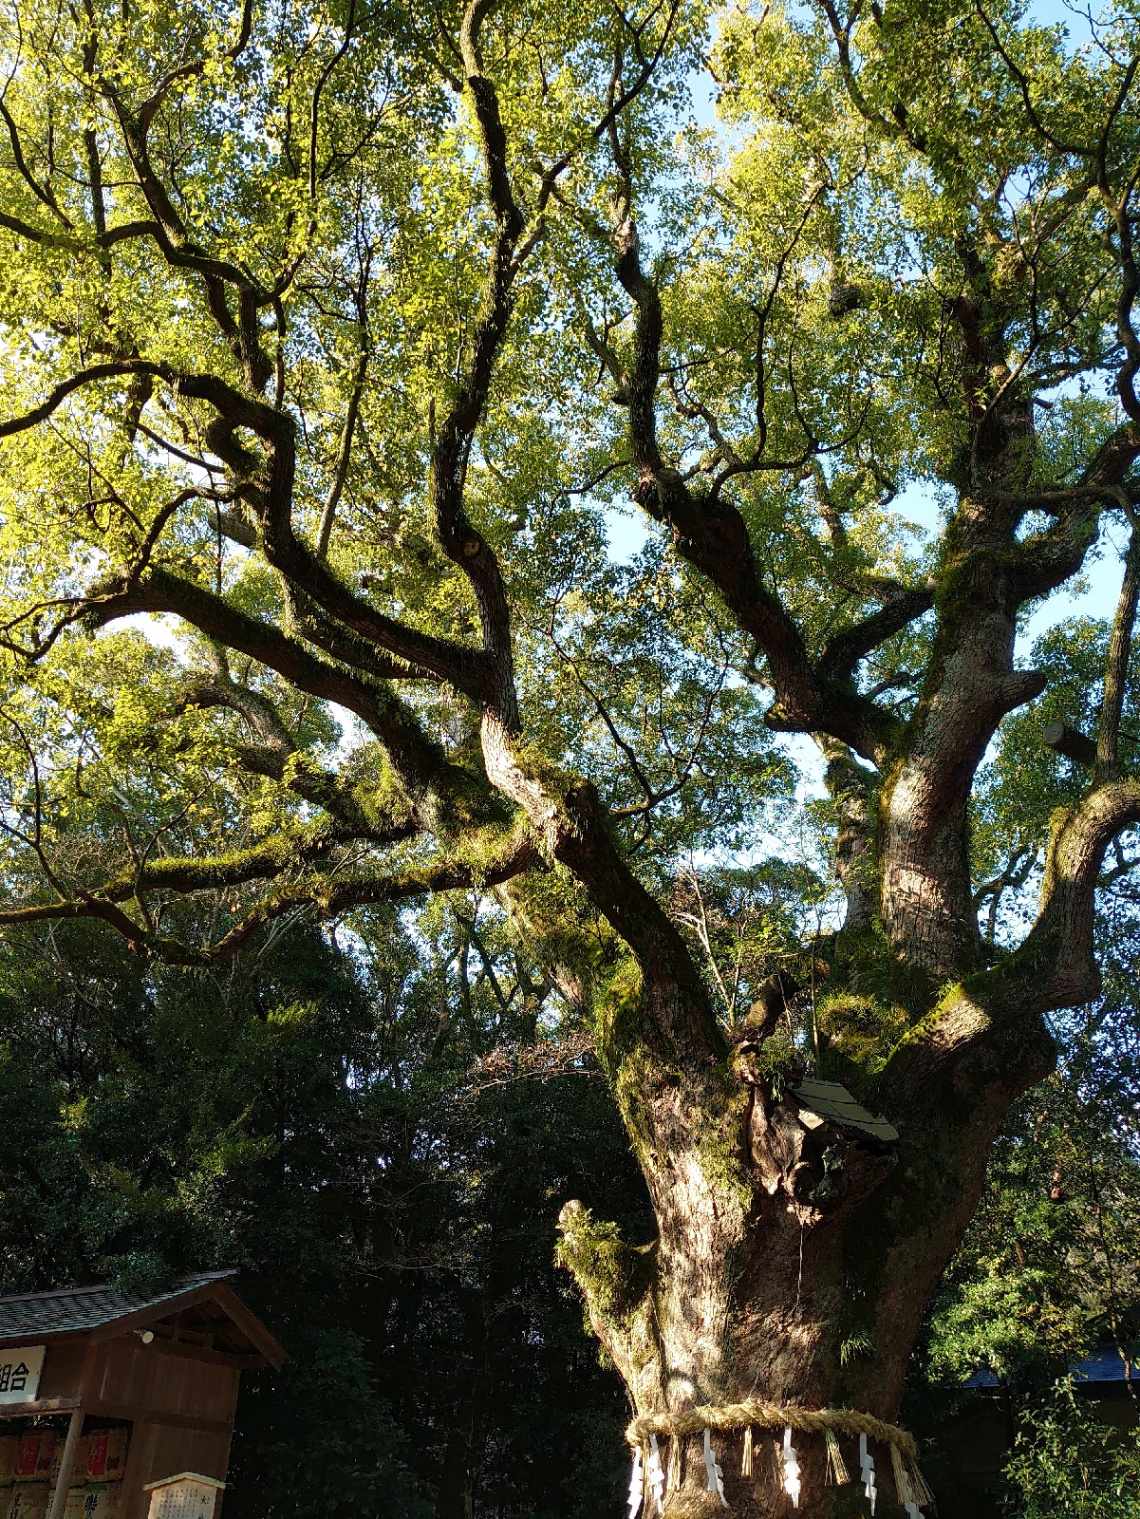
[0,1345,45,1405]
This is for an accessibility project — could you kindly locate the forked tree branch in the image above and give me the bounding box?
[85,568,483,822]
[92,814,415,905]
[179,661,375,829]
[0,359,502,701]
[1020,777,1140,1010]
[423,0,529,728]
[611,218,901,764]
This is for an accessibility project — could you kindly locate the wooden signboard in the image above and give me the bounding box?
[144,1473,224,1519]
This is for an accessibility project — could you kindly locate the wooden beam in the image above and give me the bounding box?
[209,1286,286,1369]
[85,1285,226,1345]
[0,1333,88,1350]
[0,1397,81,1418]
[83,1399,232,1435]
[149,1338,264,1370]
[0,1394,238,1432]
[46,1409,84,1519]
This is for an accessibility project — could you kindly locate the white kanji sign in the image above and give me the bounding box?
[0,1345,45,1405]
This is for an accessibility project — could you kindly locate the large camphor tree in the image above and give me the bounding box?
[2,0,1139,1511]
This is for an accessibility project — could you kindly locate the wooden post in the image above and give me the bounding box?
[46,1409,83,1519]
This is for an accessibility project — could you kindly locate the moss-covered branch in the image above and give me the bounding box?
[0,830,541,962]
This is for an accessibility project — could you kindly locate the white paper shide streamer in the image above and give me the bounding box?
[702,1428,728,1508]
[859,1433,878,1515]
[627,1446,644,1519]
[646,1434,665,1516]
[625,1408,929,1516]
[781,1424,802,1509]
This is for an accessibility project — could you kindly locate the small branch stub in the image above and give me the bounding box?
[1042,721,1098,767]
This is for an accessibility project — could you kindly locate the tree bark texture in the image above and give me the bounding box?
[557,967,1057,1518]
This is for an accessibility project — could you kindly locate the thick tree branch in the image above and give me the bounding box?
[176,369,499,702]
[422,0,528,727]
[1009,432,1140,612]
[1097,520,1140,777]
[480,712,720,1062]
[1020,777,1140,1008]
[972,3,1097,159]
[612,220,898,764]
[95,9,275,387]
[180,660,371,828]
[818,585,935,685]
[0,98,74,228]
[279,584,434,686]
[94,815,414,903]
[430,2,681,730]
[885,773,1140,1111]
[0,833,539,963]
[0,360,167,437]
[87,568,478,823]
[0,358,500,702]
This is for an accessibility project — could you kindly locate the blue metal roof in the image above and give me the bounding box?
[964,1345,1137,1388]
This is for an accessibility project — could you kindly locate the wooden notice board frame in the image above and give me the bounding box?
[0,1273,283,1519]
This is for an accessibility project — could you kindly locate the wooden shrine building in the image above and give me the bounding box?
[0,1270,284,1519]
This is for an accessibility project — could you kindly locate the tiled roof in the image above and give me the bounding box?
[791,1078,899,1143]
[0,1270,238,1341]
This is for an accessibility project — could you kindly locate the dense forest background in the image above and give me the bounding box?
[2,706,1137,1517]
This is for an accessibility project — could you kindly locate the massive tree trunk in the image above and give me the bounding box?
[487,661,1062,1517]
[550,855,1059,1516]
[532,281,1088,1512]
[490,55,1138,1510]
[535,508,1070,1514]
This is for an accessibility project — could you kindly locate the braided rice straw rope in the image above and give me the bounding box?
[625,1400,919,1464]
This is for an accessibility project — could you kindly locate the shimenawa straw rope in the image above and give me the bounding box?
[626,1400,932,1514]
[625,1399,918,1462]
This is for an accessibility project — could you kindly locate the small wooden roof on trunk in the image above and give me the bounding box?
[0,1269,284,1368]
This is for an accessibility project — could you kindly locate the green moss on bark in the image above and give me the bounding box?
[555,1200,655,1330]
